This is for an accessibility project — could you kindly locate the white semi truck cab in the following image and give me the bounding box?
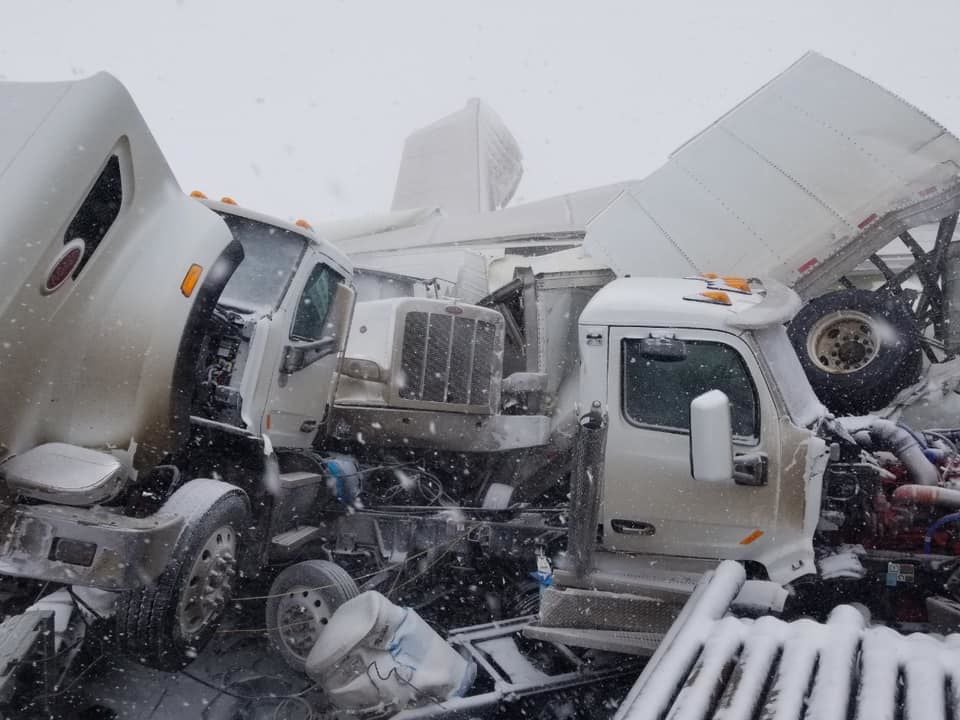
[575,275,826,584]
[187,197,355,449]
[547,271,960,641]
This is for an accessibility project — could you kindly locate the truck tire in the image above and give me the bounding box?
[266,560,359,673]
[788,289,922,415]
[115,480,249,670]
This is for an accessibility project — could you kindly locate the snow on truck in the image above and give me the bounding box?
[5,53,960,715]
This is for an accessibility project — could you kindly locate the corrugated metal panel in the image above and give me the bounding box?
[616,561,960,720]
[584,52,960,297]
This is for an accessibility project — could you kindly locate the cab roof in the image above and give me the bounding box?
[578,276,801,331]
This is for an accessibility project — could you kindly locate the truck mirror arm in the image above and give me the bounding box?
[281,336,337,374]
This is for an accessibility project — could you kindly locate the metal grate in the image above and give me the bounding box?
[399,311,498,408]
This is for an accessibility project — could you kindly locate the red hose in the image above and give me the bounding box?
[893,484,960,509]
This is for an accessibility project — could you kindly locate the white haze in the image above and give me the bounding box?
[3,1,960,223]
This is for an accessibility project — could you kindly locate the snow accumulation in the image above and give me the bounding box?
[616,560,960,720]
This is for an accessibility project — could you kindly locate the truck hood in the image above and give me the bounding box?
[0,74,234,465]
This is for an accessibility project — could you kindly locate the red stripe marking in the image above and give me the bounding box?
[797,257,818,274]
[857,213,878,230]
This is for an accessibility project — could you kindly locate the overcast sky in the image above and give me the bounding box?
[4,1,960,223]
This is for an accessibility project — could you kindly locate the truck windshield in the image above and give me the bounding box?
[217,213,307,313]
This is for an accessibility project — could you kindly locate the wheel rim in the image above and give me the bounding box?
[177,524,237,637]
[806,310,880,374]
[275,585,332,660]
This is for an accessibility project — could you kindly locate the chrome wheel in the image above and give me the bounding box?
[275,585,332,660]
[177,524,237,637]
[806,310,879,374]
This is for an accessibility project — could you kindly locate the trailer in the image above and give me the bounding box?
[331,52,960,416]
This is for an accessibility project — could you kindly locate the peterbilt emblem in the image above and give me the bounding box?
[43,239,86,294]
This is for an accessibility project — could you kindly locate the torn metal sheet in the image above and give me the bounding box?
[586,52,960,298]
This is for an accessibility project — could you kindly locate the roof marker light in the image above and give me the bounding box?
[180,264,203,297]
[221,196,238,206]
[295,218,313,230]
[189,190,207,199]
[704,276,753,295]
[720,276,750,292]
[683,290,732,306]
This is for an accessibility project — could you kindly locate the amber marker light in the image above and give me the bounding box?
[703,290,731,304]
[180,264,203,297]
[720,277,751,293]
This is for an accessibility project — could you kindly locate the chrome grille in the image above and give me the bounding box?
[399,311,498,408]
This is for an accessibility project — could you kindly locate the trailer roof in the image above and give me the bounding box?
[586,52,960,299]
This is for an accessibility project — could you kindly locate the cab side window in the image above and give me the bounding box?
[622,338,759,442]
[291,264,342,341]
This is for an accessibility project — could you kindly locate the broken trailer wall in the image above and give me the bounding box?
[584,52,960,299]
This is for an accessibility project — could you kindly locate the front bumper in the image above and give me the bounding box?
[0,502,184,590]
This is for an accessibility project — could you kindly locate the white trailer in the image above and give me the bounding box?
[329,52,960,416]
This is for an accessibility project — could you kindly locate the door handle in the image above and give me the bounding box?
[611,519,656,536]
[299,419,319,433]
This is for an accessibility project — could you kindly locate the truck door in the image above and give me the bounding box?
[262,260,351,449]
[600,327,782,561]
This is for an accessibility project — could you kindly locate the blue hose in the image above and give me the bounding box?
[923,512,960,554]
[898,422,928,449]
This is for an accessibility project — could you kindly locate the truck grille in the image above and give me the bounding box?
[399,311,498,408]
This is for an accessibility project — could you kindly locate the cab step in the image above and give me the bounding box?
[270,525,321,552]
[277,471,325,488]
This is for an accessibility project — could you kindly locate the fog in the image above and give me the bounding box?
[4,0,960,222]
